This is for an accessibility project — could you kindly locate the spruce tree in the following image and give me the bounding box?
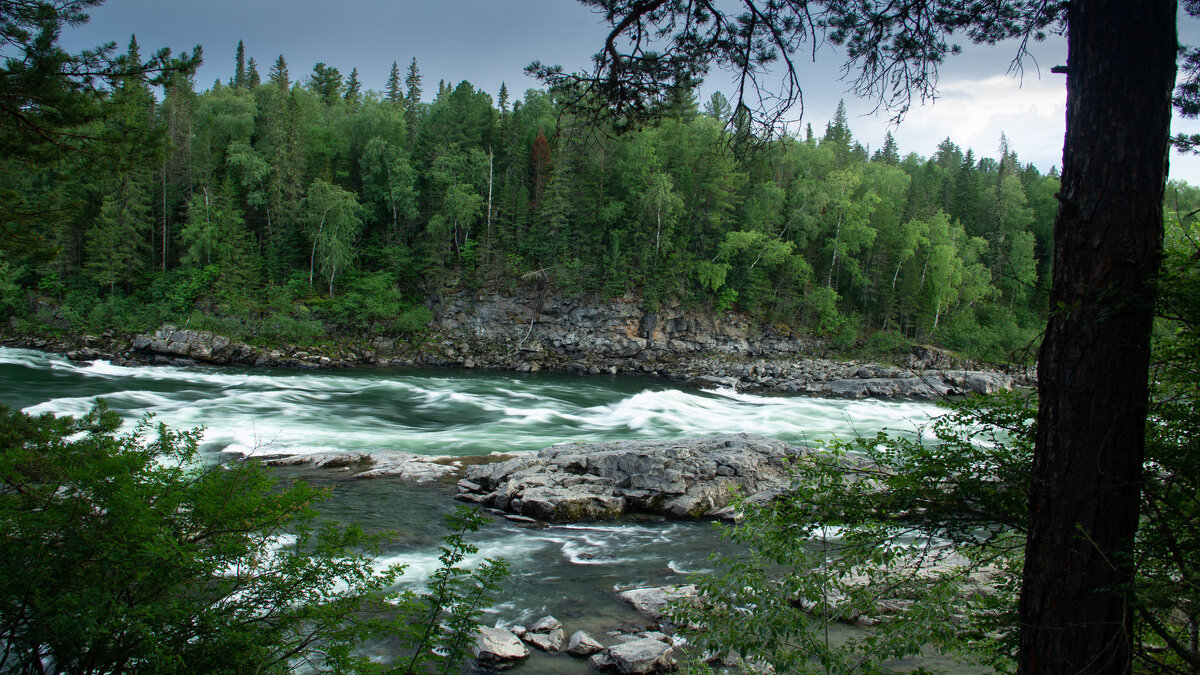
[268,55,289,92]
[872,131,899,165]
[86,172,152,292]
[385,61,402,104]
[497,82,509,116]
[404,57,422,120]
[246,57,260,89]
[233,40,246,89]
[344,67,361,106]
[309,63,342,105]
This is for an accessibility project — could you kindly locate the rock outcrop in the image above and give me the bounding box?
[6,287,1032,400]
[457,434,812,521]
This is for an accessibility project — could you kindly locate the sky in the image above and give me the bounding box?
[58,0,1200,185]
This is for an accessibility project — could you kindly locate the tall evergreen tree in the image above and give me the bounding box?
[233,40,246,90]
[268,55,289,92]
[872,131,899,165]
[497,82,509,116]
[86,172,152,292]
[344,67,361,106]
[385,61,403,104]
[309,63,342,105]
[246,57,260,89]
[404,57,423,121]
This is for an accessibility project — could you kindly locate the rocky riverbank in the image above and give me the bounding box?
[2,288,1031,400]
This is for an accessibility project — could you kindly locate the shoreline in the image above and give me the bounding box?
[0,323,1030,401]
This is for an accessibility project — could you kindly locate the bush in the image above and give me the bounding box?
[0,403,506,674]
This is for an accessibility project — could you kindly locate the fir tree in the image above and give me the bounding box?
[309,63,342,105]
[86,172,152,292]
[344,67,361,106]
[233,40,246,89]
[246,57,260,89]
[268,55,289,92]
[872,131,900,165]
[404,57,423,121]
[497,82,509,116]
[385,61,402,104]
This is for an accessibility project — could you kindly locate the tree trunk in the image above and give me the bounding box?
[1018,1,1175,672]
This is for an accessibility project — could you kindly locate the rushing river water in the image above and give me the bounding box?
[0,346,980,672]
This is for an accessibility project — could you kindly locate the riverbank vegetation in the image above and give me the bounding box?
[0,401,507,674]
[1,33,1128,364]
[676,210,1200,672]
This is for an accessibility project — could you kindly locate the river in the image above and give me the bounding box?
[0,346,979,672]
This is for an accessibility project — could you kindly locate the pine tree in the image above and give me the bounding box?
[385,61,402,104]
[233,40,246,89]
[703,91,732,121]
[268,55,289,92]
[87,172,152,292]
[246,57,260,89]
[344,67,361,106]
[822,100,854,166]
[309,63,342,105]
[404,57,423,121]
[872,131,900,165]
[497,82,509,116]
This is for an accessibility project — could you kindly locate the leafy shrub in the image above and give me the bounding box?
[0,403,507,674]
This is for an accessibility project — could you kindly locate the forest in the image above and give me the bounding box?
[0,38,1123,363]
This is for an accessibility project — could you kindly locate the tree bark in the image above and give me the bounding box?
[1018,1,1175,672]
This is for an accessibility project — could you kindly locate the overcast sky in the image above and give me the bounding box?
[59,0,1200,185]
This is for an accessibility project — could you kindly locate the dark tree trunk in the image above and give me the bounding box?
[1018,0,1176,672]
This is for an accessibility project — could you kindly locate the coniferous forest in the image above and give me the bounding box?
[1,38,1113,363]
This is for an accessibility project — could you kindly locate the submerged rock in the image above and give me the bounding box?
[459,434,811,522]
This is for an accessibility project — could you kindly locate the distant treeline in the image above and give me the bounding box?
[3,38,1150,362]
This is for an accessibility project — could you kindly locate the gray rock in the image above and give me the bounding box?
[524,614,567,652]
[460,435,808,522]
[524,629,567,652]
[474,625,529,665]
[566,630,604,656]
[618,585,698,620]
[606,638,675,673]
[528,615,562,633]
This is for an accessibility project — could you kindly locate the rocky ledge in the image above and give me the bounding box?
[454,434,817,522]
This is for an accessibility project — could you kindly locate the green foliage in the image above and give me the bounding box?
[674,392,1035,673]
[0,0,1075,360]
[677,221,1200,671]
[0,403,508,674]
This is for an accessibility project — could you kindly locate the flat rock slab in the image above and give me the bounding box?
[459,434,812,522]
[257,450,459,483]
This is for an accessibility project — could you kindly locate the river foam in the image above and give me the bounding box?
[2,346,943,459]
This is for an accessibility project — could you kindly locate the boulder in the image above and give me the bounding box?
[618,585,699,621]
[605,638,675,673]
[566,630,604,657]
[473,625,529,665]
[523,615,567,652]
